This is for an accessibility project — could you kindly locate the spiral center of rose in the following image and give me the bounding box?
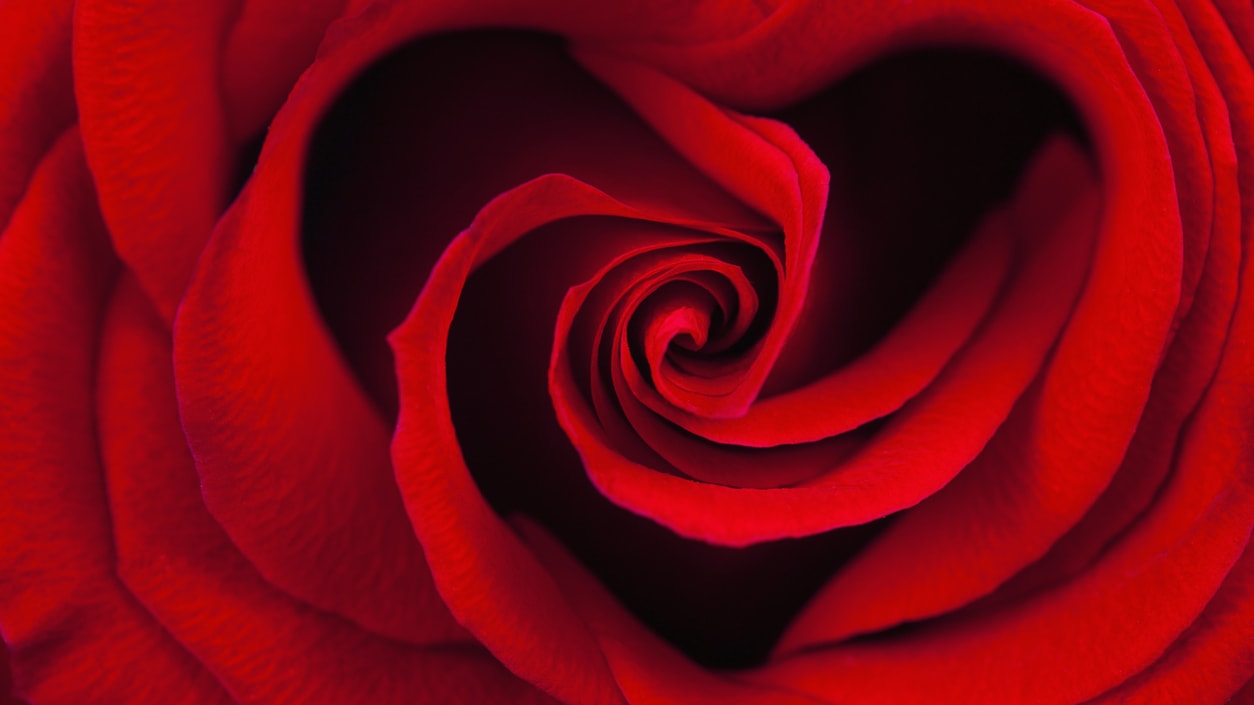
[301,31,1086,669]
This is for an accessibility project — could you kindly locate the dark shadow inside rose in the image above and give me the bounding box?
[229,131,267,207]
[446,215,893,669]
[302,31,767,420]
[301,31,1086,668]
[759,49,1087,396]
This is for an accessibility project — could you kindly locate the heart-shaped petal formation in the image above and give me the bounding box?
[387,0,1250,701]
[1,0,1252,703]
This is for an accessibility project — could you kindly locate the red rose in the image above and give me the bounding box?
[2,0,1252,703]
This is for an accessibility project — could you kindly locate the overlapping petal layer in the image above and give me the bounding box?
[0,131,232,705]
[396,0,1251,702]
[0,0,75,233]
[0,0,1250,703]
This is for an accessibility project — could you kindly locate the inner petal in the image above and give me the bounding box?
[304,32,1087,671]
[302,30,763,419]
[761,48,1085,396]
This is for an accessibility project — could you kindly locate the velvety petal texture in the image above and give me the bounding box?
[0,0,75,233]
[103,274,552,705]
[1,0,1252,703]
[73,0,241,322]
[392,0,1252,701]
[0,131,231,705]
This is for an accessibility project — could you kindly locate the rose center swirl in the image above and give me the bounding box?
[302,31,1087,669]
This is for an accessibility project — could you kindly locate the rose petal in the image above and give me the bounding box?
[395,175,669,705]
[447,212,856,669]
[1080,543,1254,704]
[554,53,1036,532]
[1077,0,1214,327]
[749,359,1254,703]
[100,275,555,705]
[176,183,458,646]
[1231,678,1254,705]
[0,129,231,705]
[551,235,759,483]
[514,516,823,705]
[749,456,1252,705]
[0,0,74,233]
[73,0,240,322]
[557,243,862,489]
[776,135,1154,649]
[339,0,770,45]
[221,0,350,139]
[68,0,768,327]
[0,643,22,705]
[393,113,821,688]
[1212,0,1254,62]
[989,0,1247,603]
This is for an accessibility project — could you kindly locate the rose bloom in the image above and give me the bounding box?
[2,0,1253,703]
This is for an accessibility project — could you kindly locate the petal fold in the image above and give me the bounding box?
[0,130,231,705]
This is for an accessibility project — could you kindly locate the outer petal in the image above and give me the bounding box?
[72,0,769,325]
[73,0,363,322]
[0,0,75,233]
[220,0,350,139]
[176,184,465,647]
[991,0,1245,606]
[0,130,231,705]
[1213,0,1254,63]
[99,275,552,705]
[73,0,241,322]
[1080,543,1254,704]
